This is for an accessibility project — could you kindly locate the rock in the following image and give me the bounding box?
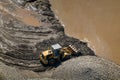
[0,0,94,71]
[52,56,120,80]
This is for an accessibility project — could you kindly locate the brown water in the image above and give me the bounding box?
[50,0,120,65]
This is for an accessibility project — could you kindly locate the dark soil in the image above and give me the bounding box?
[0,0,94,72]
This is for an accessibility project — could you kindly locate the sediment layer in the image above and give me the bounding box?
[0,0,94,71]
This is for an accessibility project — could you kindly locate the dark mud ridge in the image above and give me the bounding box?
[0,0,95,72]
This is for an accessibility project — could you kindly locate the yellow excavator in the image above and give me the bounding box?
[40,44,79,66]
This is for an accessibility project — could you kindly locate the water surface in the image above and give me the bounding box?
[50,0,120,65]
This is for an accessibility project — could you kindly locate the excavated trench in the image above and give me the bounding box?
[0,0,95,72]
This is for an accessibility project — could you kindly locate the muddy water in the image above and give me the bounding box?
[50,0,120,65]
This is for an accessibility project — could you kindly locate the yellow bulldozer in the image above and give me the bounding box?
[40,44,79,66]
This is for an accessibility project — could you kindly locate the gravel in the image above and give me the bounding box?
[52,56,120,80]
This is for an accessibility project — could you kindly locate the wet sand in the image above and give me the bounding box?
[50,0,120,65]
[0,2,41,26]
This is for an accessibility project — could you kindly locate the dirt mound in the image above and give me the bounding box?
[0,56,120,80]
[0,0,94,71]
[52,56,120,80]
[0,61,55,80]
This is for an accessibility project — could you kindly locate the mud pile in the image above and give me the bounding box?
[52,56,120,80]
[0,56,120,80]
[0,0,94,71]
